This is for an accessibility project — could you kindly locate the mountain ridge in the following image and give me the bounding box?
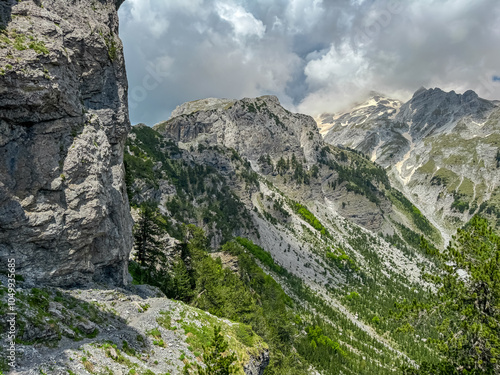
[322,87,500,240]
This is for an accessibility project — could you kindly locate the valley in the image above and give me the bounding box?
[0,1,499,374]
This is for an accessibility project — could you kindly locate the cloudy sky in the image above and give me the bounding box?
[118,0,500,125]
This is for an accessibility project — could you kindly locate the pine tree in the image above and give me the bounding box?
[133,205,162,275]
[196,326,237,375]
[170,256,193,302]
[276,157,287,175]
[395,216,500,374]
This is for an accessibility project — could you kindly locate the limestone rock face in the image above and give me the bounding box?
[158,95,323,167]
[244,349,270,375]
[0,0,132,286]
[154,95,394,233]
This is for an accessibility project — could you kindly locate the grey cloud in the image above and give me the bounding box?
[119,0,500,125]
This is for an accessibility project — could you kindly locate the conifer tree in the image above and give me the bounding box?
[196,326,237,375]
[170,256,193,302]
[133,204,162,273]
[395,216,500,374]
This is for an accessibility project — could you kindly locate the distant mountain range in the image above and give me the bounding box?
[320,87,500,242]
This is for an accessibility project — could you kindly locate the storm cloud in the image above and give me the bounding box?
[118,0,500,125]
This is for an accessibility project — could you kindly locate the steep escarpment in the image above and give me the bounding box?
[155,96,392,232]
[0,0,132,286]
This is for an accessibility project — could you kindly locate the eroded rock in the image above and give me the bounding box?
[0,0,132,286]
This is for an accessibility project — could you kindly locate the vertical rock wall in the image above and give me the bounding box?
[0,0,132,286]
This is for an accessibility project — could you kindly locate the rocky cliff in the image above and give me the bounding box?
[0,0,132,286]
[154,95,397,232]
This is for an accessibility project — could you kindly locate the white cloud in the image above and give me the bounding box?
[285,0,324,34]
[216,2,266,40]
[125,0,169,38]
[298,42,372,114]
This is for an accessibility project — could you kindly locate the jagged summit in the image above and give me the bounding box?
[319,92,402,140]
[366,90,391,100]
[156,94,322,169]
[322,87,494,158]
[398,87,494,139]
[170,98,237,118]
[322,86,500,240]
[413,86,428,97]
[169,95,281,119]
[409,87,481,105]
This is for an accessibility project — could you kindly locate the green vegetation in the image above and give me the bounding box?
[430,168,460,191]
[130,226,304,373]
[2,29,49,54]
[275,154,313,184]
[388,188,441,243]
[293,202,328,236]
[478,189,500,229]
[158,307,266,374]
[295,324,346,373]
[451,193,469,213]
[417,159,437,175]
[320,147,390,205]
[326,249,358,271]
[393,216,500,374]
[124,125,255,244]
[235,237,287,275]
[28,40,49,55]
[133,205,162,269]
[13,32,27,51]
[104,33,117,61]
[195,326,237,375]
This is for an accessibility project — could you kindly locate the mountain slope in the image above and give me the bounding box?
[0,280,269,375]
[155,95,441,244]
[322,88,500,240]
[118,96,450,374]
[320,92,403,162]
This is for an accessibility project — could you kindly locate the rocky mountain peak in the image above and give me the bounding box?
[170,98,237,117]
[408,87,480,107]
[397,87,494,139]
[255,94,281,105]
[323,85,500,240]
[413,86,428,97]
[463,89,479,101]
[156,95,323,168]
[320,92,402,150]
[367,90,389,100]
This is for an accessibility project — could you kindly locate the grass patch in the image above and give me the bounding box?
[235,237,286,275]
